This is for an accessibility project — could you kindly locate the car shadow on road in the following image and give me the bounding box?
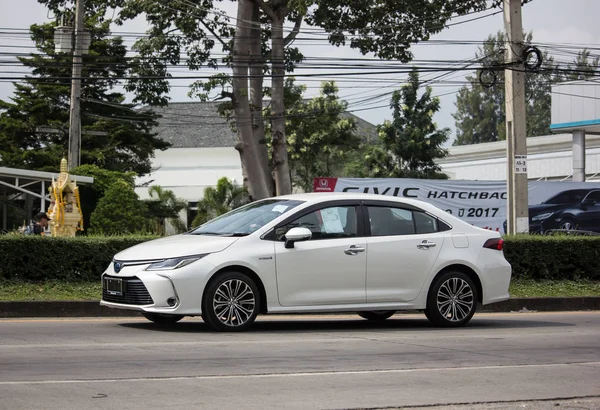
[117,313,576,333]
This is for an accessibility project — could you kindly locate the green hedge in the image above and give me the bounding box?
[0,235,599,282]
[0,235,157,282]
[503,235,600,281]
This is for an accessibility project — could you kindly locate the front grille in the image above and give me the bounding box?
[102,276,154,305]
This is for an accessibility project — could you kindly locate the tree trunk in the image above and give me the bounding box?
[270,14,293,195]
[232,0,271,200]
[249,3,274,196]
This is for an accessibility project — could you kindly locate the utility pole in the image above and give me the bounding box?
[68,0,85,170]
[504,0,528,234]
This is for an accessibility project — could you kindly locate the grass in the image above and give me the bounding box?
[0,279,599,301]
[0,281,102,301]
[508,279,600,298]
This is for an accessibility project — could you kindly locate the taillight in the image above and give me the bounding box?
[483,238,504,250]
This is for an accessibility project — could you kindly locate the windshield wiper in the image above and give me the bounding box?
[190,232,249,237]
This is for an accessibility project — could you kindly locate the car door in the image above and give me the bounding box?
[365,204,445,303]
[273,203,367,307]
[577,190,600,232]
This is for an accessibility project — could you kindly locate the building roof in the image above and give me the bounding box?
[0,167,94,184]
[150,102,238,149]
[150,101,378,148]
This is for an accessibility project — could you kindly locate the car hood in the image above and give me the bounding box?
[115,234,240,261]
[529,203,565,215]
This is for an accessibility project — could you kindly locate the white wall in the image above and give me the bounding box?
[135,147,243,202]
[437,134,600,181]
[440,148,600,181]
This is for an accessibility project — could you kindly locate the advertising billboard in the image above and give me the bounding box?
[313,177,600,233]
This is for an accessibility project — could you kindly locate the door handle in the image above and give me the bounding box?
[417,240,436,249]
[344,245,365,255]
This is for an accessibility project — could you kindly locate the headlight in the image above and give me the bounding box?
[145,255,207,271]
[531,212,554,222]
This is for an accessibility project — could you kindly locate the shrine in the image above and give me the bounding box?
[47,158,84,237]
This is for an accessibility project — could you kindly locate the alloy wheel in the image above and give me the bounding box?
[436,277,474,322]
[212,279,256,327]
[560,220,575,230]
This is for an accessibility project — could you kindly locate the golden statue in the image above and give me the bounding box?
[47,158,84,237]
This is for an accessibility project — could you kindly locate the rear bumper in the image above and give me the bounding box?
[477,251,512,305]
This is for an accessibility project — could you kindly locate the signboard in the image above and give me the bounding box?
[313,177,600,233]
[515,155,527,174]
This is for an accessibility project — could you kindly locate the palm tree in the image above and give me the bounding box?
[146,186,188,234]
[192,178,249,228]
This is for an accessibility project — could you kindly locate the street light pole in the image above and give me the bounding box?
[68,0,85,171]
[504,0,529,234]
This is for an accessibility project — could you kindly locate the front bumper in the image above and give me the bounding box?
[100,258,215,316]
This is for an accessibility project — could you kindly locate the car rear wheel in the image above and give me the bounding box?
[202,272,260,332]
[425,271,477,327]
[142,313,184,325]
[357,311,396,321]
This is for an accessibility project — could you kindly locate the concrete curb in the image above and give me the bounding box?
[1,297,599,318]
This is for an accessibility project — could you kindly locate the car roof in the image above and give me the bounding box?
[273,192,436,209]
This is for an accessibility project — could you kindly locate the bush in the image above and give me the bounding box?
[0,235,157,282]
[90,180,148,235]
[0,234,598,283]
[70,165,137,232]
[503,235,600,281]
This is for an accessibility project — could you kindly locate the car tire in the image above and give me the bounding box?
[357,311,396,321]
[425,271,478,327]
[202,272,260,332]
[142,312,184,325]
[559,218,577,231]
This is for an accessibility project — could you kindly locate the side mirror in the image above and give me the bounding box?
[284,227,312,249]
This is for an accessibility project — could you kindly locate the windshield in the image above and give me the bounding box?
[190,199,304,236]
[543,190,589,204]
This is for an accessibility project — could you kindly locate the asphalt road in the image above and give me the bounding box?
[1,312,599,409]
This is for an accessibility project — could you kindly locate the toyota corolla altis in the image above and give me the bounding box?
[101,193,511,331]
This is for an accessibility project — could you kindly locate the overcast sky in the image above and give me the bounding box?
[0,0,599,145]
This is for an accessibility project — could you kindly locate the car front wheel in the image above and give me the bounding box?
[202,272,260,332]
[357,311,396,321]
[142,312,184,325]
[425,271,477,327]
[559,218,576,231]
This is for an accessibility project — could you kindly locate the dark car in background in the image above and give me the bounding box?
[504,189,600,234]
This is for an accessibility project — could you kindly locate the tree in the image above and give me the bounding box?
[70,164,136,232]
[51,0,489,199]
[145,186,188,235]
[564,49,599,81]
[349,69,449,179]
[89,179,148,235]
[453,31,598,146]
[283,81,360,192]
[0,11,168,173]
[192,177,249,227]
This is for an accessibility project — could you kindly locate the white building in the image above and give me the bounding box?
[136,102,377,229]
[438,80,600,182]
[437,133,600,181]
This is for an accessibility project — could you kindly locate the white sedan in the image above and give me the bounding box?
[100,192,511,331]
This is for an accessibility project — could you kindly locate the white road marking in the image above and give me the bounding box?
[1,362,599,386]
